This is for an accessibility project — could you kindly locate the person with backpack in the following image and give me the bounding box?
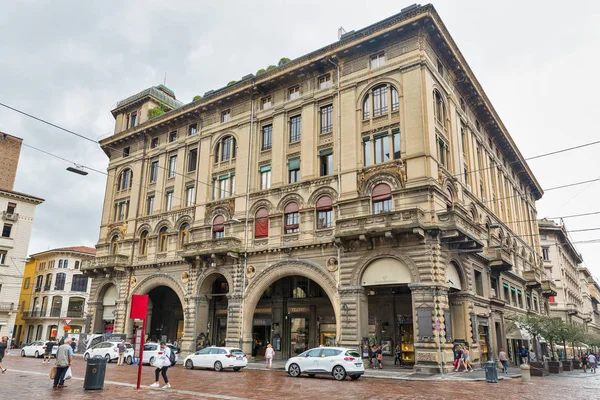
[149,342,173,389]
[520,346,529,365]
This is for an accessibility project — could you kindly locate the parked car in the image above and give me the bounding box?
[141,343,179,366]
[83,341,134,362]
[20,341,58,358]
[184,346,247,372]
[285,347,364,381]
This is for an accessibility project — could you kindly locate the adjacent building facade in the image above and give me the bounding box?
[19,247,96,343]
[12,258,35,346]
[85,4,550,372]
[0,132,44,339]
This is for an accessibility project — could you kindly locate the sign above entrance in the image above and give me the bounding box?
[288,307,310,313]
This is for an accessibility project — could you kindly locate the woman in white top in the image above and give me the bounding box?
[264,344,275,369]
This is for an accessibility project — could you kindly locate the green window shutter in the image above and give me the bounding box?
[517,290,522,295]
[510,287,516,292]
[374,132,388,139]
[260,165,271,173]
[288,158,300,170]
[219,174,229,181]
[147,194,155,199]
[186,184,194,189]
[392,128,400,134]
[503,283,509,289]
[319,148,333,156]
[166,190,174,194]
[362,136,370,142]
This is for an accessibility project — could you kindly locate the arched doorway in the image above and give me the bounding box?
[147,286,184,344]
[360,257,414,366]
[93,284,118,334]
[250,275,336,360]
[195,273,230,350]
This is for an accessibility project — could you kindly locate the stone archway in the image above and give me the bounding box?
[196,271,232,348]
[241,260,339,356]
[92,281,120,334]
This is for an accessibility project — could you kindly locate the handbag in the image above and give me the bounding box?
[64,367,72,380]
[49,366,57,380]
[377,353,383,361]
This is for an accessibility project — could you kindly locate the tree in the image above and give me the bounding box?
[256,68,266,75]
[512,313,545,356]
[147,106,164,119]
[227,80,236,86]
[193,95,202,102]
[278,57,291,67]
[266,65,277,71]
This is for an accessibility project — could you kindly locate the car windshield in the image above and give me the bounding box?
[346,350,361,358]
[144,344,157,351]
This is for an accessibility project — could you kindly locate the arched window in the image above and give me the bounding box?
[139,230,149,256]
[362,84,399,120]
[117,168,133,191]
[159,227,169,252]
[284,202,300,234]
[434,90,446,128]
[215,135,237,163]
[213,215,225,239]
[55,273,66,291]
[446,187,454,210]
[316,196,333,229]
[63,260,68,269]
[179,223,190,248]
[254,208,269,239]
[110,235,119,255]
[372,183,392,214]
[74,261,80,270]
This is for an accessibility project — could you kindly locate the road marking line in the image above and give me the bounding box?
[9,368,251,400]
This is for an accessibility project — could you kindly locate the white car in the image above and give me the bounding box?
[184,347,247,372]
[20,341,58,358]
[141,343,179,366]
[285,347,364,381]
[83,341,133,363]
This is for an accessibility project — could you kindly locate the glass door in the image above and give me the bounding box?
[290,318,308,356]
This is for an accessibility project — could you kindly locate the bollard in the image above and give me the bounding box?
[520,363,531,384]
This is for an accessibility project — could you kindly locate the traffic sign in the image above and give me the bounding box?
[64,318,72,325]
[63,326,71,331]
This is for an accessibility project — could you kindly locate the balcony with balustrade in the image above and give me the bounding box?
[81,254,130,273]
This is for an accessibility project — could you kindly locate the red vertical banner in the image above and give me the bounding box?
[130,294,148,390]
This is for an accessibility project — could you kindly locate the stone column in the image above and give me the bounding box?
[338,286,366,349]
[225,293,242,349]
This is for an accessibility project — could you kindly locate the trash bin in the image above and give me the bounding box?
[484,361,498,383]
[83,355,107,390]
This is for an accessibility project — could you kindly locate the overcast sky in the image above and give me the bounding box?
[1,0,599,279]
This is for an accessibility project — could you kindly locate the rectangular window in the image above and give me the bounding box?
[150,137,159,148]
[188,149,198,172]
[288,158,300,183]
[533,297,539,311]
[511,287,517,305]
[260,165,271,190]
[317,210,332,229]
[363,138,372,166]
[261,96,272,110]
[0,250,6,264]
[123,147,130,157]
[285,212,299,234]
[391,87,399,111]
[6,202,16,214]
[168,155,177,178]
[220,175,230,199]
[186,185,195,207]
[319,149,333,176]
[474,270,484,296]
[438,137,448,168]
[212,178,218,200]
[288,86,300,100]
[318,74,331,89]
[370,53,385,69]
[115,201,128,221]
[23,276,30,289]
[392,130,401,159]
[129,111,137,128]
[373,199,392,214]
[374,134,390,164]
[188,123,197,136]
[149,161,159,183]
[320,105,333,133]
[165,191,174,211]
[71,275,88,292]
[542,247,550,261]
[373,85,388,116]
[261,125,272,150]
[169,131,177,143]
[221,110,231,123]
[437,59,444,76]
[490,277,498,298]
[518,290,523,308]
[2,224,12,238]
[290,115,301,143]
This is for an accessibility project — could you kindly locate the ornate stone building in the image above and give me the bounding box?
[84,4,548,372]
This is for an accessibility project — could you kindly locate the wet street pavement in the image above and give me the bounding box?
[1,352,599,399]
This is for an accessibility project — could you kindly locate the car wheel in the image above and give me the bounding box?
[308,374,316,378]
[214,361,223,372]
[185,359,194,370]
[20,350,25,357]
[34,351,39,358]
[105,354,111,363]
[332,365,347,381]
[127,356,132,365]
[149,356,155,366]
[84,353,90,361]
[350,375,361,380]
[288,363,301,377]
[233,367,242,372]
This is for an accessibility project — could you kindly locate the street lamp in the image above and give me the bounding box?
[66,166,88,176]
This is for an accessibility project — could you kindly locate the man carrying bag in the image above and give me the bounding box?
[52,338,73,389]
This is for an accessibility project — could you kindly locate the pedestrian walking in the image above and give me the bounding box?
[117,339,126,366]
[582,353,589,373]
[498,348,509,374]
[453,345,462,371]
[70,339,77,353]
[264,343,275,369]
[394,344,401,366]
[376,345,383,369]
[53,338,73,389]
[528,348,536,362]
[149,342,171,389]
[367,343,374,368]
[0,336,8,373]
[588,353,597,374]
[519,346,529,364]
[462,346,473,372]
[43,340,55,364]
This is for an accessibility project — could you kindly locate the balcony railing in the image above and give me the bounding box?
[335,207,426,243]
[566,303,578,315]
[482,249,513,272]
[2,211,19,222]
[541,279,558,296]
[81,254,130,271]
[0,302,15,312]
[179,237,242,261]
[22,310,85,319]
[523,269,542,288]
